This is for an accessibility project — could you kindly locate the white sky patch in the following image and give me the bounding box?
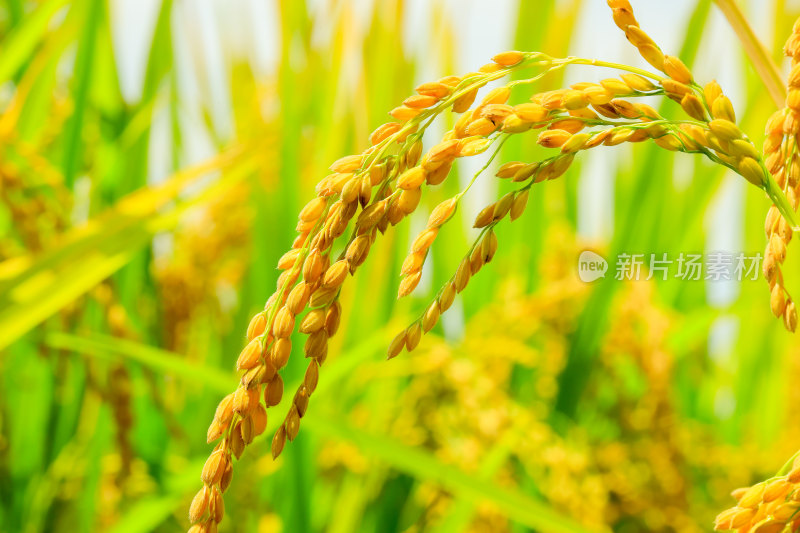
[577,148,615,242]
[705,173,744,308]
[184,0,234,140]
[109,0,161,103]
[708,314,739,365]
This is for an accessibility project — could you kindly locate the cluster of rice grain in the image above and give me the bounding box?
[714,453,800,532]
[761,19,800,333]
[188,4,800,530]
[155,183,253,351]
[90,283,137,487]
[189,54,549,533]
[389,0,783,361]
[608,0,779,189]
[0,160,69,255]
[611,0,798,333]
[96,454,158,530]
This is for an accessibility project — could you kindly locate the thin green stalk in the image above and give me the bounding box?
[764,165,800,229]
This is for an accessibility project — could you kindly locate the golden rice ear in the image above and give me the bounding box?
[188,486,210,524]
[737,157,767,187]
[187,8,800,530]
[537,129,571,148]
[663,55,693,84]
[711,95,736,122]
[453,88,478,113]
[680,94,707,121]
[621,73,657,92]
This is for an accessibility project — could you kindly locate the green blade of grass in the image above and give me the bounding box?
[60,0,102,188]
[45,333,236,392]
[304,413,601,533]
[0,0,69,83]
[116,0,174,197]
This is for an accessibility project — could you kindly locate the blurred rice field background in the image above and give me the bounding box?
[1,0,800,532]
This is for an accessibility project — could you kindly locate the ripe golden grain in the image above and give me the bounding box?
[272,306,295,338]
[510,190,529,220]
[265,375,283,407]
[473,205,494,228]
[271,425,286,459]
[416,81,450,98]
[299,309,325,334]
[398,271,422,297]
[270,338,291,369]
[428,198,456,227]
[246,312,266,341]
[491,192,513,221]
[369,122,403,145]
[620,73,656,92]
[491,50,525,66]
[496,161,525,178]
[397,167,426,189]
[235,338,263,371]
[329,154,363,173]
[465,117,497,136]
[513,103,549,122]
[390,106,421,120]
[404,95,439,108]
[562,132,591,153]
[233,386,259,415]
[459,138,493,158]
[709,119,741,141]
[453,89,478,113]
[663,55,692,84]
[537,129,571,148]
[304,329,328,360]
[321,260,349,288]
[387,331,406,359]
[711,96,736,122]
[201,449,226,486]
[252,403,267,436]
[422,302,440,332]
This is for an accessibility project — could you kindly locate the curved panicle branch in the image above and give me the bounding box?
[187,2,800,531]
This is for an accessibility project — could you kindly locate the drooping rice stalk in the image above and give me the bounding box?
[710,14,800,533]
[187,2,800,530]
[761,19,800,333]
